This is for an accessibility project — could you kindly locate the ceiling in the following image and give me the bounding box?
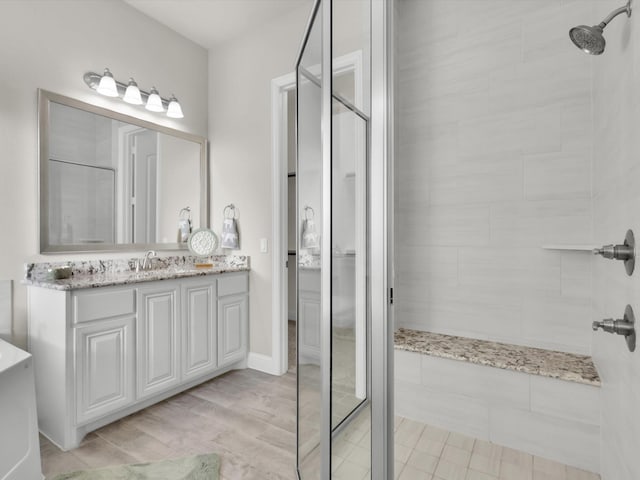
[124,0,313,49]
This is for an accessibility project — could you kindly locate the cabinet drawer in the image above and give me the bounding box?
[299,269,320,293]
[73,288,136,324]
[218,274,248,297]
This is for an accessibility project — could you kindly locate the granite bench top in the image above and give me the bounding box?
[394,328,601,387]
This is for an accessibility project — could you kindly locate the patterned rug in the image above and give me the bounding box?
[51,453,220,480]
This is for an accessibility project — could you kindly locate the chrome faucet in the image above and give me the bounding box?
[137,250,157,272]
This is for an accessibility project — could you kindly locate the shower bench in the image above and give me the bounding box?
[394,328,601,473]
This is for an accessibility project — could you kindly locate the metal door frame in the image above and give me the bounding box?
[294,0,392,477]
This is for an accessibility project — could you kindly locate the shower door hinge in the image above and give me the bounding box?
[389,287,394,305]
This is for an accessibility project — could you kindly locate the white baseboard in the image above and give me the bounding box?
[247,352,285,376]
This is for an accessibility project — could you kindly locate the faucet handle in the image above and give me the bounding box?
[592,319,614,332]
[592,305,636,352]
[592,230,635,275]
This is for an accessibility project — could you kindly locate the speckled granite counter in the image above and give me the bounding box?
[394,328,600,386]
[23,255,249,291]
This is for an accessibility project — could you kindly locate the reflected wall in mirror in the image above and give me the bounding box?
[39,90,208,253]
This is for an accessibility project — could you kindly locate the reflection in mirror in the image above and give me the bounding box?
[331,99,368,430]
[39,90,207,253]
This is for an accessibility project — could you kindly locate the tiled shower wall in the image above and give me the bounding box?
[395,0,596,355]
[591,0,640,478]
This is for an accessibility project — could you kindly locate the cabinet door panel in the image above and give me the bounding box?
[137,287,180,399]
[76,317,134,424]
[218,294,248,367]
[299,292,321,365]
[182,280,217,379]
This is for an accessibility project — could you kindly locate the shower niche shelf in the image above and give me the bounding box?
[541,245,597,251]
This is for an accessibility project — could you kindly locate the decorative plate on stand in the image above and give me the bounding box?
[188,228,219,258]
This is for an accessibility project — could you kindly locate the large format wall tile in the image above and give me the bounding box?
[395,0,595,354]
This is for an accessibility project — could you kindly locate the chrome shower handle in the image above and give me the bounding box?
[592,244,634,260]
[592,318,634,335]
[592,230,635,275]
[592,305,636,352]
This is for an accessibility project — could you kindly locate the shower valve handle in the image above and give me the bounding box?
[592,230,635,276]
[592,244,634,261]
[592,318,634,336]
[592,305,636,352]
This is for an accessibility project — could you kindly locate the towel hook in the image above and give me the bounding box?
[224,204,237,219]
[304,205,315,221]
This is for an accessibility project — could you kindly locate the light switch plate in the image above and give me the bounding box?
[260,238,268,253]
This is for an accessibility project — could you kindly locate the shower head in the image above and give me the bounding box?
[569,1,632,55]
[569,25,606,55]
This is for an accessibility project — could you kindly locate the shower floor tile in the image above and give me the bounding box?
[394,416,601,480]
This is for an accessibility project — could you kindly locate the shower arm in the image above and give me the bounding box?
[598,2,632,29]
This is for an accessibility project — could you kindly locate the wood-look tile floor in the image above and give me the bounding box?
[41,321,601,480]
[40,366,298,479]
[41,322,299,480]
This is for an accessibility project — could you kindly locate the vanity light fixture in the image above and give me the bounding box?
[145,87,164,112]
[167,95,184,119]
[123,78,143,105]
[96,68,118,97]
[83,68,184,119]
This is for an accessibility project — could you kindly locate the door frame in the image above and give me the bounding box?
[270,50,364,376]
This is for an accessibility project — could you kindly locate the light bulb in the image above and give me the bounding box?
[123,78,142,105]
[96,68,119,97]
[145,86,164,112]
[166,95,184,118]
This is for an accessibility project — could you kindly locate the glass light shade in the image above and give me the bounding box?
[145,87,164,112]
[123,78,142,105]
[96,68,119,97]
[166,95,184,119]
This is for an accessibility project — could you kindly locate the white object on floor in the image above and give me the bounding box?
[0,337,42,480]
[0,280,12,342]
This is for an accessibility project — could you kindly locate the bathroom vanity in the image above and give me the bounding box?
[25,258,249,450]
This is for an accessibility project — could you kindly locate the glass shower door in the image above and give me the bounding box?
[296,2,323,476]
[296,0,372,478]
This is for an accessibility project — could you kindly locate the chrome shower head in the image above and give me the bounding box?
[570,25,606,55]
[569,1,632,55]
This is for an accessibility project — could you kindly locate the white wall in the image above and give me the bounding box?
[0,0,208,347]
[395,0,596,355]
[591,1,640,478]
[209,0,370,360]
[208,5,312,358]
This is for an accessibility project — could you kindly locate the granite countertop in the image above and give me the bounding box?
[394,328,601,387]
[23,255,249,291]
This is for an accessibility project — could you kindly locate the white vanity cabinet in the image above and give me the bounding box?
[75,315,135,424]
[27,271,248,450]
[217,272,249,367]
[72,287,137,425]
[298,269,321,365]
[136,284,181,400]
[181,278,217,380]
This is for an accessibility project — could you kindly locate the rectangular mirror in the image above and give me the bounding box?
[38,89,208,253]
